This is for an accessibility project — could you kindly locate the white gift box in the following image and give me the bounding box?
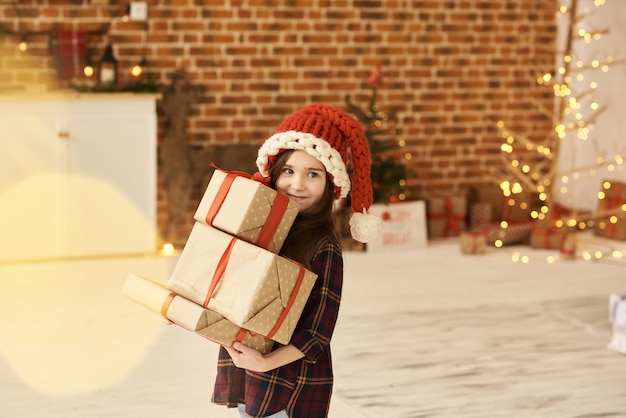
[609,293,626,329]
[607,328,626,355]
[366,200,428,253]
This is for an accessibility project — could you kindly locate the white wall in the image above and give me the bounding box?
[554,0,626,211]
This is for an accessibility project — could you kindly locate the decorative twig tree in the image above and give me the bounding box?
[492,0,624,247]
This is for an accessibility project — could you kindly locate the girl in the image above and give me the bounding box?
[211,104,381,418]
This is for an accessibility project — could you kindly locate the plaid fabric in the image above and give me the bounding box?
[212,237,343,418]
[50,30,87,80]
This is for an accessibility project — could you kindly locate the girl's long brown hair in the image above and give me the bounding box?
[269,150,341,269]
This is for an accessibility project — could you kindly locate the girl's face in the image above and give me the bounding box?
[275,150,328,212]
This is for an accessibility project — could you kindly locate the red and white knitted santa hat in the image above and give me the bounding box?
[256,104,382,243]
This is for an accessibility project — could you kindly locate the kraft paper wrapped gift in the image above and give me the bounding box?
[194,169,300,253]
[529,227,566,249]
[459,230,487,255]
[122,273,274,353]
[167,223,318,345]
[426,194,467,238]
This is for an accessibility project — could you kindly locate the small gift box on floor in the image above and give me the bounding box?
[425,193,467,239]
[529,226,567,250]
[594,180,626,240]
[167,223,317,345]
[122,273,274,353]
[459,230,488,255]
[194,168,300,253]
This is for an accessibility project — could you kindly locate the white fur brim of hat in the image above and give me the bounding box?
[256,129,382,244]
[256,131,351,198]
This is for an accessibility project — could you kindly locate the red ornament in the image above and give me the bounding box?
[367,63,384,89]
[382,211,391,221]
[389,195,399,203]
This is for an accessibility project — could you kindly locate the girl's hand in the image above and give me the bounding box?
[224,342,271,372]
[224,342,305,372]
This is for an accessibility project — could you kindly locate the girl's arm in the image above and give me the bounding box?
[224,342,304,373]
[224,237,342,372]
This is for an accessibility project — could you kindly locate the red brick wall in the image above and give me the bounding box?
[0,0,557,244]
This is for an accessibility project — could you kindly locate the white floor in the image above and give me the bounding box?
[1,233,625,418]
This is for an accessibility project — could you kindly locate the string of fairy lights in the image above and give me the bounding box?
[495,0,626,264]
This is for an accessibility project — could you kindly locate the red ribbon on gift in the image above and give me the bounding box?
[233,327,255,345]
[473,230,486,253]
[428,196,465,237]
[560,235,575,256]
[203,237,238,308]
[200,234,307,340]
[265,263,306,340]
[530,225,564,249]
[161,292,178,318]
[464,229,488,254]
[205,167,289,250]
[161,290,259,348]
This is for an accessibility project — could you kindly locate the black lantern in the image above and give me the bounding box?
[98,44,118,85]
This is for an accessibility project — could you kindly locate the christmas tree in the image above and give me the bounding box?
[345,64,411,204]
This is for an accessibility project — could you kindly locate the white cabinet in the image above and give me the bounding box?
[0,93,159,262]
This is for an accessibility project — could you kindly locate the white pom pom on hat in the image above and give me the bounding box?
[256,104,381,243]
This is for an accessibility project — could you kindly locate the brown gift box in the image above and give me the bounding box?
[594,180,626,240]
[167,223,318,345]
[122,273,274,353]
[459,231,487,255]
[194,169,300,253]
[472,184,536,223]
[529,227,566,249]
[426,194,467,238]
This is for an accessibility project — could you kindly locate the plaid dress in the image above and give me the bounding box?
[212,236,343,418]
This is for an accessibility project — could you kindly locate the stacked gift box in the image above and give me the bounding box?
[123,169,317,353]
